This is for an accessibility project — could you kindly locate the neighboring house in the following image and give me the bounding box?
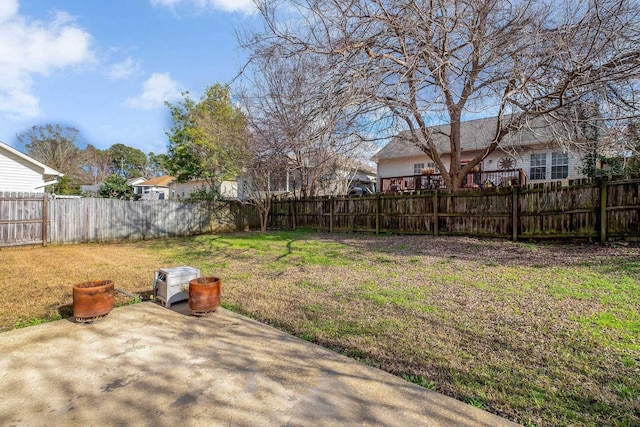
[317,158,377,195]
[81,177,145,197]
[343,160,377,194]
[169,179,205,199]
[372,116,591,191]
[168,179,239,200]
[276,154,378,197]
[220,180,239,199]
[127,177,146,191]
[0,140,64,193]
[168,156,377,200]
[133,175,176,200]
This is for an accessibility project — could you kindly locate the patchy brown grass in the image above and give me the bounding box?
[1,232,639,426]
[0,242,163,328]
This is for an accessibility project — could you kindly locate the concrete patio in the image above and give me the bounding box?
[0,302,519,426]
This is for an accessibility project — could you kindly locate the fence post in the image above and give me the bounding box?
[292,199,297,230]
[432,191,439,236]
[600,180,608,243]
[512,186,518,242]
[329,196,334,233]
[376,193,381,234]
[42,193,49,247]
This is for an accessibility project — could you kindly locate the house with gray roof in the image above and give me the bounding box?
[372,115,591,191]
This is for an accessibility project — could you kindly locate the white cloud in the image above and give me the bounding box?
[125,73,183,110]
[108,57,142,80]
[0,1,94,118]
[150,0,255,14]
[151,0,181,7]
[0,0,19,23]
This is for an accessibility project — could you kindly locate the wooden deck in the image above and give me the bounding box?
[380,169,527,192]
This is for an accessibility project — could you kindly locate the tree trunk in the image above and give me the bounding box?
[260,213,267,233]
[449,171,463,192]
[259,197,271,233]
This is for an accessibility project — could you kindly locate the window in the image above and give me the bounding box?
[530,153,547,180]
[413,163,424,174]
[551,152,569,179]
[426,162,439,173]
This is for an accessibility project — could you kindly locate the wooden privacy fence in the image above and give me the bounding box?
[47,198,223,244]
[1,194,260,247]
[269,178,640,242]
[0,192,48,247]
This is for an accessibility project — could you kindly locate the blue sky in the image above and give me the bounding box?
[0,0,257,155]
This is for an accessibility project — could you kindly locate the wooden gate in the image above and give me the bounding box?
[0,192,48,247]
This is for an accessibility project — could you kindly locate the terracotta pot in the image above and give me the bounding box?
[73,280,114,323]
[189,277,221,316]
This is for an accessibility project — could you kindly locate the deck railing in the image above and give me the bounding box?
[380,169,526,192]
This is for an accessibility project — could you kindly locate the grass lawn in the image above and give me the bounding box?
[1,231,639,426]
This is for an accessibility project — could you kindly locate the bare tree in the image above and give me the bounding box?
[17,124,88,193]
[237,32,376,198]
[241,135,291,232]
[17,124,82,175]
[83,144,112,185]
[253,0,640,190]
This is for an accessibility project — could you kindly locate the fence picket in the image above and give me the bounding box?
[3,179,639,247]
[269,178,640,241]
[1,196,261,247]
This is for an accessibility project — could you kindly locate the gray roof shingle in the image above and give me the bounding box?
[372,115,573,161]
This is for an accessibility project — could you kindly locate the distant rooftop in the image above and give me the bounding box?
[372,115,583,161]
[137,175,176,187]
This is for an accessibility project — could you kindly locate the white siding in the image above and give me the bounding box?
[377,153,470,179]
[377,156,434,178]
[170,181,207,199]
[379,155,494,180]
[220,180,238,199]
[139,187,171,200]
[0,150,47,192]
[376,146,587,185]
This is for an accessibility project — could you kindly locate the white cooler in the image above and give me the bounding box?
[153,266,200,308]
